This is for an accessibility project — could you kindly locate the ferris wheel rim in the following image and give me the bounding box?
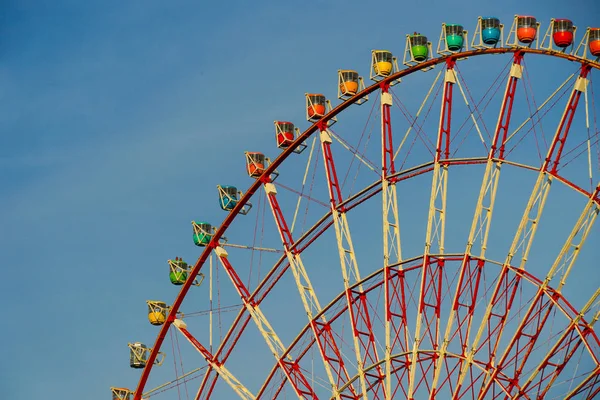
[131,46,600,399]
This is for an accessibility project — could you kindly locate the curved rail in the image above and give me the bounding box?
[257,254,600,398]
[133,47,600,399]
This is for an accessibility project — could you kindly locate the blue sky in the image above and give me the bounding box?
[1,1,599,399]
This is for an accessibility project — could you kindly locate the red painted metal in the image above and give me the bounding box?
[381,81,395,177]
[412,59,456,397]
[319,124,344,209]
[130,49,600,400]
[279,360,318,399]
[386,264,410,395]
[266,190,295,250]
[493,51,524,160]
[544,64,592,174]
[178,325,218,364]
[479,288,558,399]
[437,57,456,162]
[195,312,252,399]
[380,79,410,397]
[449,54,524,397]
[218,254,318,399]
[264,188,359,399]
[219,256,253,303]
[444,257,485,399]
[319,122,387,397]
[414,256,445,394]
[482,186,600,399]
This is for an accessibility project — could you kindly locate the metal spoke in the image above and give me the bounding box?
[409,58,457,399]
[380,81,409,399]
[264,181,359,399]
[173,320,256,400]
[448,51,525,398]
[214,246,317,399]
[319,121,386,398]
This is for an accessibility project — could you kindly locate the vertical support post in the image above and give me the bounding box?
[380,81,408,400]
[446,51,524,398]
[408,57,456,399]
[318,121,386,399]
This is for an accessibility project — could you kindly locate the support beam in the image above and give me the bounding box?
[173,319,256,400]
[446,51,524,399]
[319,121,386,399]
[409,57,456,399]
[214,246,318,399]
[380,81,409,400]
[264,182,359,399]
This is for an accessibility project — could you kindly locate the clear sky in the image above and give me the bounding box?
[1,1,599,399]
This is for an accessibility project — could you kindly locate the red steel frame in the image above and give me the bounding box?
[437,58,456,163]
[381,81,396,177]
[128,49,600,400]
[263,181,359,399]
[217,252,318,399]
[466,62,592,399]
[318,120,386,398]
[444,51,525,399]
[407,57,457,399]
[252,256,600,400]
[380,79,412,398]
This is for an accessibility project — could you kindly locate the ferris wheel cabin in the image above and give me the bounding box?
[192,221,213,246]
[169,257,189,285]
[129,342,149,369]
[111,388,132,400]
[516,16,538,44]
[217,184,253,214]
[589,28,600,56]
[245,152,266,177]
[146,300,168,325]
[409,33,429,61]
[274,121,295,148]
[218,185,239,210]
[553,19,575,47]
[306,94,326,119]
[444,24,465,51]
[481,17,501,44]
[373,50,393,76]
[338,70,359,96]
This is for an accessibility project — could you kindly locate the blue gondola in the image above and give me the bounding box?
[481,17,501,45]
[218,185,238,211]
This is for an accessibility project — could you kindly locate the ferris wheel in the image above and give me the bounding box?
[111,15,600,400]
